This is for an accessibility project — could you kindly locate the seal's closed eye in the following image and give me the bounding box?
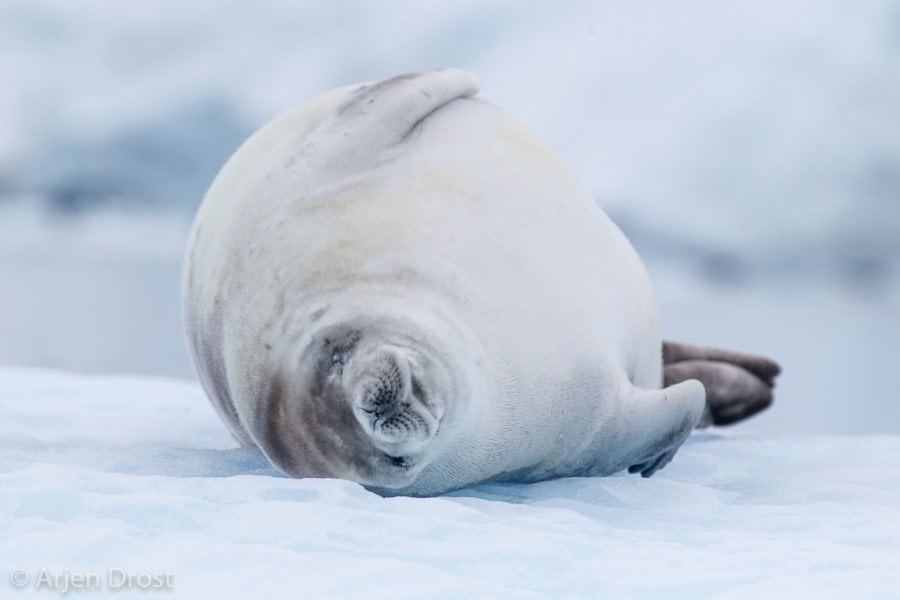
[318,330,362,377]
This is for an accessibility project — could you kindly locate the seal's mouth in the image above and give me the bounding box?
[378,453,417,480]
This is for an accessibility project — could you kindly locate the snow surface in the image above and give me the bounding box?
[2,368,899,598]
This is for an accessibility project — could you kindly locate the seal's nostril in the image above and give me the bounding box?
[411,377,424,398]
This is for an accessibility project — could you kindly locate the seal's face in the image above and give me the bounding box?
[253,322,448,491]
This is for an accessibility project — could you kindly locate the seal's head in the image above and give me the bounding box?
[251,315,464,492]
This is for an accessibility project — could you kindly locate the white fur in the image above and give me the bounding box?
[183,69,705,496]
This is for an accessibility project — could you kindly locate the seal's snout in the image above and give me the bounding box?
[354,352,409,423]
[345,346,443,454]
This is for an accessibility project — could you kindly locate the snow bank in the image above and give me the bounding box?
[2,368,898,598]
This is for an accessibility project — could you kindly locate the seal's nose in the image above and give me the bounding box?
[344,345,441,453]
[348,350,409,416]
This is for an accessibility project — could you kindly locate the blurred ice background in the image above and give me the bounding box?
[1,0,897,434]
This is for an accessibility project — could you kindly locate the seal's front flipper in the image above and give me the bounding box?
[662,341,781,427]
[615,379,706,477]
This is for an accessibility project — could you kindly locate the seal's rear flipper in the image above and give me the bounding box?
[616,379,706,477]
[663,341,781,386]
[665,359,774,427]
[663,341,781,427]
